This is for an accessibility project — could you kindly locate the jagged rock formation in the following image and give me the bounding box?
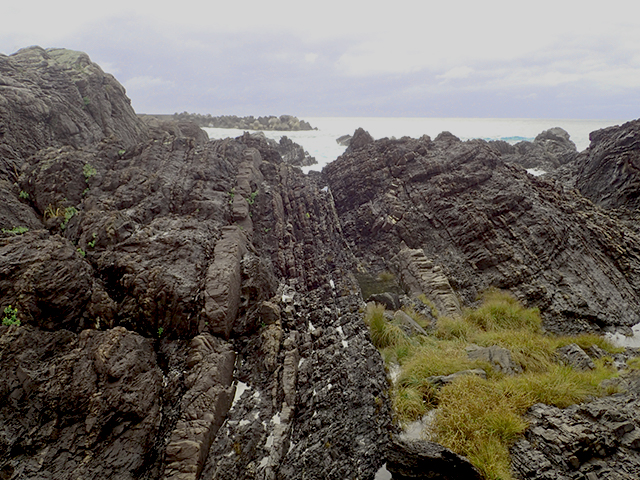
[565,119,640,213]
[0,47,391,480]
[4,45,640,480]
[246,132,316,167]
[492,127,578,173]
[323,131,640,334]
[511,371,640,480]
[386,437,482,480]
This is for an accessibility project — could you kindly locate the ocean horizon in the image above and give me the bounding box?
[204,117,629,173]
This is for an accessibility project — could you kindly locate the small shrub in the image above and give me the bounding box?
[88,232,97,248]
[157,327,164,338]
[61,206,78,230]
[77,247,86,258]
[19,190,30,200]
[247,190,258,205]
[83,163,97,180]
[2,305,20,326]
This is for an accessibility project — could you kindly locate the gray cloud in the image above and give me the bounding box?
[2,2,639,119]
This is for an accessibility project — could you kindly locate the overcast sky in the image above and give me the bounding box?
[2,1,639,119]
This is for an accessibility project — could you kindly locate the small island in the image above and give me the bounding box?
[139,112,316,131]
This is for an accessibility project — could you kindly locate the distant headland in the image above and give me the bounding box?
[138,112,316,131]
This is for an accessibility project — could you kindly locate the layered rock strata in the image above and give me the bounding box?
[0,47,391,480]
[323,130,640,334]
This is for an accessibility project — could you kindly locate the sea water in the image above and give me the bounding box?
[204,117,628,173]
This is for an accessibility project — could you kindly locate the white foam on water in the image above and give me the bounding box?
[606,323,640,348]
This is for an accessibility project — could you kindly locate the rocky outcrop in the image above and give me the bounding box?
[244,132,317,167]
[324,130,640,334]
[167,113,315,131]
[511,372,640,480]
[391,247,461,318]
[0,48,391,480]
[495,127,578,173]
[567,119,640,213]
[0,325,163,480]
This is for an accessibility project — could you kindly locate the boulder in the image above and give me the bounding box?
[386,436,482,480]
[466,344,523,375]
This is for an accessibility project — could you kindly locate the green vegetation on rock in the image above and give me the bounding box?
[2,305,20,326]
[365,289,621,480]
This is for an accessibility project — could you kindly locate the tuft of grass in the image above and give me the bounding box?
[417,294,440,318]
[434,375,529,480]
[377,271,396,282]
[365,303,410,349]
[628,357,640,370]
[393,385,429,423]
[465,289,541,333]
[436,315,479,341]
[402,306,431,330]
[557,333,623,355]
[364,287,623,480]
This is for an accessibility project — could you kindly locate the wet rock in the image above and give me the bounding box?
[0,326,163,479]
[164,334,235,480]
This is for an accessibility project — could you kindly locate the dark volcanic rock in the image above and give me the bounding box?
[511,376,640,480]
[0,48,391,480]
[324,130,640,334]
[0,326,163,480]
[386,437,482,480]
[571,119,640,212]
[0,46,146,159]
[498,127,578,172]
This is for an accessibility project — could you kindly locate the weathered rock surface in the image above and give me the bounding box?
[324,130,640,334]
[511,373,640,480]
[0,47,391,480]
[0,326,163,480]
[495,127,578,173]
[566,119,640,213]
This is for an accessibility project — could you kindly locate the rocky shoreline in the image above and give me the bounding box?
[1,46,640,480]
[141,113,316,131]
